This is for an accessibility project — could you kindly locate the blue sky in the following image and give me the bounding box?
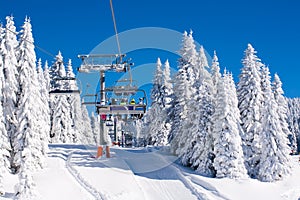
[1,0,300,98]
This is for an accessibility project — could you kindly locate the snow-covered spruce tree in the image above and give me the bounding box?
[159,60,174,144]
[286,98,300,152]
[272,74,295,153]
[80,104,94,144]
[49,52,73,143]
[213,71,247,179]
[178,31,198,85]
[187,53,216,177]
[169,68,190,155]
[43,60,50,92]
[237,44,264,178]
[257,66,292,182]
[139,108,153,146]
[0,23,10,195]
[146,58,166,145]
[210,51,222,92]
[65,59,79,143]
[150,58,164,106]
[169,31,198,147]
[2,16,19,171]
[178,49,211,166]
[36,58,50,166]
[14,17,43,198]
[191,81,215,176]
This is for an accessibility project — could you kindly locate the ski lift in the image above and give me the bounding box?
[96,88,147,117]
[77,54,133,73]
[49,77,80,95]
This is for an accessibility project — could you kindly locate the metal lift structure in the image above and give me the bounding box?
[49,0,147,157]
[78,53,147,156]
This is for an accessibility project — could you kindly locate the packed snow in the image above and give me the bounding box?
[1,144,300,200]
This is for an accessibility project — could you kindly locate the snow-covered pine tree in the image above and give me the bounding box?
[210,51,222,92]
[257,66,292,182]
[65,59,78,143]
[43,60,50,92]
[139,108,153,146]
[147,58,167,145]
[49,52,73,143]
[187,52,217,177]
[213,71,247,179]
[36,58,50,162]
[14,17,43,198]
[150,60,174,146]
[190,81,215,177]
[286,98,300,152]
[160,60,174,143]
[237,44,264,178]
[272,74,295,153]
[80,104,94,144]
[0,23,10,195]
[169,31,199,148]
[2,16,19,171]
[169,67,190,154]
[178,31,198,85]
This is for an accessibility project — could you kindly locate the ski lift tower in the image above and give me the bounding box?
[78,54,147,156]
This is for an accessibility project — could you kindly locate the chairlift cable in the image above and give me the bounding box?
[109,0,133,85]
[109,0,122,58]
[5,27,56,58]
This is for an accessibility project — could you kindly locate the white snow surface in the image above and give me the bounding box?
[1,144,300,200]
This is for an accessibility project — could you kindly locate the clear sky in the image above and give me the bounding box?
[1,0,300,98]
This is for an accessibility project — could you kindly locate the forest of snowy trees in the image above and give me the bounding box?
[140,30,300,182]
[1,14,300,198]
[0,16,94,198]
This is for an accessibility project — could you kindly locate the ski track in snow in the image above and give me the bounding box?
[66,150,108,200]
[56,146,233,200]
[165,159,229,200]
[121,147,228,200]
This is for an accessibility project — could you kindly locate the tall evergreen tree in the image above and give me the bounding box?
[258,66,291,182]
[286,98,300,152]
[2,16,19,170]
[169,31,199,147]
[188,52,216,177]
[14,17,42,198]
[150,60,174,146]
[49,52,73,143]
[160,60,174,143]
[272,74,295,153]
[36,58,50,160]
[178,31,198,85]
[237,44,264,177]
[65,59,78,143]
[169,68,190,154]
[210,51,222,92]
[80,104,94,144]
[0,23,10,195]
[213,71,247,178]
[147,58,167,145]
[191,81,215,177]
[43,60,50,92]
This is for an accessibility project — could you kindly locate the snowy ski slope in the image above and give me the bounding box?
[1,144,300,200]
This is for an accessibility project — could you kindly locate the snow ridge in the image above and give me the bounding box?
[66,151,108,200]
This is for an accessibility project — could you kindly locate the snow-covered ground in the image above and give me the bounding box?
[1,144,300,200]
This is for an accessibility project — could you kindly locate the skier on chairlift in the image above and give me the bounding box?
[130,98,136,105]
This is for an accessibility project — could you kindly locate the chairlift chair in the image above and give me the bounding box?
[49,77,80,95]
